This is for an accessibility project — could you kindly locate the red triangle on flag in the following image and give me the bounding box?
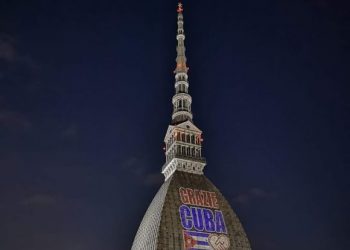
[183,231,197,249]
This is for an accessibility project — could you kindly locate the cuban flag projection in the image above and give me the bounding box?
[179,188,231,250]
[183,230,211,250]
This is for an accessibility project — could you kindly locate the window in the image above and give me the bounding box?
[196,136,200,145]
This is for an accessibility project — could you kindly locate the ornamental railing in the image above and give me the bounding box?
[162,154,206,171]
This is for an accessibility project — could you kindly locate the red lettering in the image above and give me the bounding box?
[194,190,204,206]
[210,192,219,209]
[179,187,189,204]
[203,191,212,207]
[186,188,196,205]
[179,187,218,209]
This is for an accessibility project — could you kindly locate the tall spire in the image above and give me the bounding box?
[175,2,188,74]
[172,2,193,124]
[162,2,206,181]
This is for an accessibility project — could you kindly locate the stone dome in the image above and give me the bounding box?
[132,171,251,250]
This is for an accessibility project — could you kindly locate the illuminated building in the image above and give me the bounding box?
[132,2,251,250]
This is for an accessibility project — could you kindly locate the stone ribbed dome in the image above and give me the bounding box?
[132,178,172,250]
[132,171,251,250]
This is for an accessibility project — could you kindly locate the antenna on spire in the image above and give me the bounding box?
[177,2,183,13]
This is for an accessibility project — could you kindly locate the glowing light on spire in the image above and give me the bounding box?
[177,2,183,13]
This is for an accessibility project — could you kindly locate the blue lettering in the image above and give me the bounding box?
[215,210,227,233]
[179,206,228,234]
[179,205,192,229]
[191,207,204,231]
[203,208,215,232]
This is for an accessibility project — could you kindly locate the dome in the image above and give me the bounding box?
[132,171,251,250]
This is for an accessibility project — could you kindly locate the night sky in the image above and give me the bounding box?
[0,0,349,249]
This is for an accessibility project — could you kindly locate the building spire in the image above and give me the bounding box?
[161,2,206,181]
[175,2,187,74]
[172,1,193,124]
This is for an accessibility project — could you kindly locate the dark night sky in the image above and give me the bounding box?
[0,0,349,249]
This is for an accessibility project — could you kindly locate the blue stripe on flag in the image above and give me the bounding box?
[196,241,209,246]
[186,231,210,238]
